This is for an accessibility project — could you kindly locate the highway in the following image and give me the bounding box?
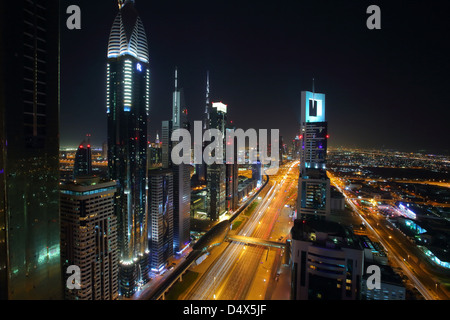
[129,173,269,300]
[328,172,450,300]
[183,161,299,300]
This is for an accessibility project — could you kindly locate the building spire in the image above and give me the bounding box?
[206,70,210,106]
[118,0,134,9]
[204,70,210,130]
[175,66,178,91]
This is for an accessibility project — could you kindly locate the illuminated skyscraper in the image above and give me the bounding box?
[297,89,331,219]
[148,144,162,168]
[196,71,210,183]
[74,139,92,178]
[106,0,150,297]
[206,102,228,221]
[148,169,173,272]
[60,177,118,300]
[225,127,239,212]
[102,141,108,160]
[162,120,173,169]
[163,68,191,253]
[252,160,262,183]
[0,0,62,300]
[173,163,191,253]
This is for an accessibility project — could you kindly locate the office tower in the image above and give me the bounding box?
[196,71,210,183]
[279,135,285,164]
[181,107,190,132]
[0,0,62,300]
[290,219,364,300]
[148,169,173,272]
[74,139,92,178]
[225,163,239,211]
[106,0,150,297]
[167,68,191,253]
[148,144,162,168]
[172,163,191,253]
[297,90,331,219]
[206,102,228,221]
[209,102,228,136]
[207,164,227,221]
[102,141,108,160]
[252,160,262,183]
[162,120,173,169]
[60,177,118,300]
[292,135,301,160]
[225,127,239,212]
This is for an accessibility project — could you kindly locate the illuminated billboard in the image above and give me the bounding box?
[301,91,325,123]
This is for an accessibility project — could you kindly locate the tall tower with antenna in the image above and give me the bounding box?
[196,71,210,183]
[297,80,331,219]
[160,68,191,254]
[106,0,150,297]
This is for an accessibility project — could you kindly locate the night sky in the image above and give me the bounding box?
[60,0,450,154]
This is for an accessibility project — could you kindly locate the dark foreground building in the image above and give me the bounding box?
[290,219,364,300]
[0,0,62,299]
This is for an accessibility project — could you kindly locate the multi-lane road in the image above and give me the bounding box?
[183,161,299,300]
[328,171,450,300]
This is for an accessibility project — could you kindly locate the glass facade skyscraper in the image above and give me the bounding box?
[206,102,228,221]
[171,69,191,253]
[0,0,62,300]
[148,169,173,272]
[73,139,92,179]
[297,90,331,219]
[106,0,150,297]
[60,178,119,300]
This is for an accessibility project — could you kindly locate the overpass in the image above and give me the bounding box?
[227,235,287,249]
[227,235,292,268]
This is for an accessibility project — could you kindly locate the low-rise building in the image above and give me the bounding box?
[361,264,405,300]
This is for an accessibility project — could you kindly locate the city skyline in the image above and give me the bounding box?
[2,0,450,305]
[61,0,450,154]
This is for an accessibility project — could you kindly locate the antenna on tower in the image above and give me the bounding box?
[204,70,210,130]
[175,66,178,90]
[206,70,210,105]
